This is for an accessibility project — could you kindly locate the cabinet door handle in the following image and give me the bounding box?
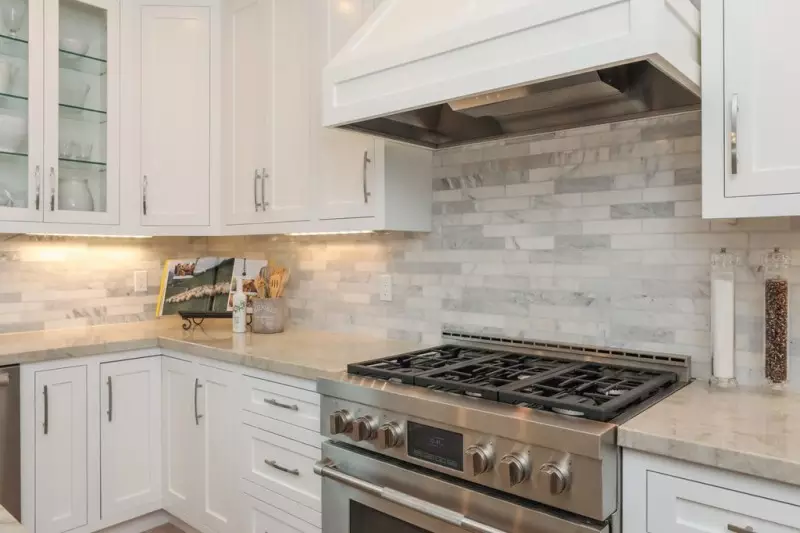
[142,175,148,216]
[106,376,113,422]
[727,526,755,533]
[264,459,300,476]
[263,397,299,411]
[730,94,739,175]
[261,168,268,209]
[253,169,261,211]
[362,151,372,203]
[34,165,40,210]
[43,385,49,435]
[48,167,55,211]
[194,378,203,425]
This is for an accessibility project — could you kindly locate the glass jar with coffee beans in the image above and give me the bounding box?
[763,248,790,388]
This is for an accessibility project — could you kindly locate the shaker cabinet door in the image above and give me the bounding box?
[34,365,88,533]
[128,3,212,227]
[722,0,800,198]
[100,357,161,521]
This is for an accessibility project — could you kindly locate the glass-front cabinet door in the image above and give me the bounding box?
[0,0,43,222]
[43,0,118,224]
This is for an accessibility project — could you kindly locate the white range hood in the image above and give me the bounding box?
[323,0,701,148]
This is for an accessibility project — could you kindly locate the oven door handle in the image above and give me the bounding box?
[314,461,507,533]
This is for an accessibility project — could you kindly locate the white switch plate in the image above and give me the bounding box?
[134,271,148,293]
[379,274,392,302]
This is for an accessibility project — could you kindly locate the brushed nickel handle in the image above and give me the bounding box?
[194,378,203,425]
[142,175,148,216]
[34,165,40,210]
[253,169,261,211]
[362,151,371,203]
[264,397,298,411]
[261,168,268,209]
[731,94,739,175]
[314,461,506,533]
[107,376,112,422]
[727,525,755,533]
[43,385,49,435]
[264,459,299,476]
[48,167,55,211]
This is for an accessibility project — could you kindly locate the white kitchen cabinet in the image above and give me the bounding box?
[34,365,88,533]
[222,0,311,229]
[623,449,800,533]
[100,357,161,521]
[162,356,238,533]
[309,0,432,232]
[703,0,800,218]
[123,0,219,231]
[0,0,120,227]
[161,356,200,525]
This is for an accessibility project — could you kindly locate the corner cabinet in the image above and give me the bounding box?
[0,0,120,228]
[702,0,800,218]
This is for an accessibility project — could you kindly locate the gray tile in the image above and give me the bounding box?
[610,202,675,218]
[610,325,675,343]
[554,176,612,194]
[675,167,701,185]
[555,235,611,250]
[641,120,701,141]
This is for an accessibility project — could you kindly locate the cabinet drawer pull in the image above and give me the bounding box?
[49,167,55,211]
[34,165,40,210]
[142,175,148,216]
[107,376,113,422]
[730,94,739,175]
[727,526,755,533]
[362,151,371,203]
[261,168,268,209]
[264,459,300,476]
[253,169,261,211]
[43,385,48,435]
[264,397,298,411]
[194,378,203,425]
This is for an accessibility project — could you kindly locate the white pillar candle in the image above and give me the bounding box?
[711,276,735,380]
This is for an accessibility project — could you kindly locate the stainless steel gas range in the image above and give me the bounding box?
[314,332,691,533]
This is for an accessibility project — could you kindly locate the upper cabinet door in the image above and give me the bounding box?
[34,365,88,533]
[312,0,377,221]
[100,357,161,521]
[723,0,800,197]
[133,4,212,227]
[43,0,119,224]
[0,0,44,222]
[222,0,272,226]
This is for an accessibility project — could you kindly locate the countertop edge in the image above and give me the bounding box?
[618,425,800,487]
[0,505,23,533]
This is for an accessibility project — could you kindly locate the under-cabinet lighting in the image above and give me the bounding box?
[287,230,374,236]
[27,233,153,239]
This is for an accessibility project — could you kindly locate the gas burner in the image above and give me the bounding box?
[552,407,585,417]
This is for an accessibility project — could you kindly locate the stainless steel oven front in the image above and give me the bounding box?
[316,441,612,533]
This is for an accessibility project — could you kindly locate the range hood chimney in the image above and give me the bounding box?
[323,0,701,149]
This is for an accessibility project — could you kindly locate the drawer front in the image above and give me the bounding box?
[242,478,321,530]
[244,369,317,393]
[242,376,320,431]
[242,423,321,511]
[244,492,320,533]
[243,410,323,449]
[647,471,800,532]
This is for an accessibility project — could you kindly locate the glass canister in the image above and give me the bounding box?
[763,247,791,388]
[711,248,738,387]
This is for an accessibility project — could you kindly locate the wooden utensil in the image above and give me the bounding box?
[276,270,290,298]
[268,272,282,298]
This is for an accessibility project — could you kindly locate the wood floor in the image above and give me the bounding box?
[144,525,185,533]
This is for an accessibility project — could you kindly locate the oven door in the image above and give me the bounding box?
[316,441,611,533]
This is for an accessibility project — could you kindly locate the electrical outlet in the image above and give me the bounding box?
[379,274,392,302]
[134,271,148,293]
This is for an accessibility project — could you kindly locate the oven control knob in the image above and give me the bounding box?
[352,416,378,442]
[376,422,404,449]
[329,410,353,435]
[465,444,494,476]
[539,463,570,495]
[499,453,530,487]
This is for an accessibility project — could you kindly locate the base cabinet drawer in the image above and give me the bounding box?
[647,471,800,532]
[242,375,320,431]
[241,423,321,511]
[242,479,321,532]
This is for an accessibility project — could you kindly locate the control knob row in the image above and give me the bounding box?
[466,445,570,495]
[329,410,404,449]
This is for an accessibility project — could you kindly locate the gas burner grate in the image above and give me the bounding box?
[346,345,499,384]
[498,364,678,421]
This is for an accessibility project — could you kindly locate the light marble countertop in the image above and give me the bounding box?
[619,380,800,485]
[0,505,23,533]
[0,317,425,381]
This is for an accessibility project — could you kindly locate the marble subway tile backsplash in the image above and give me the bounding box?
[2,110,800,386]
